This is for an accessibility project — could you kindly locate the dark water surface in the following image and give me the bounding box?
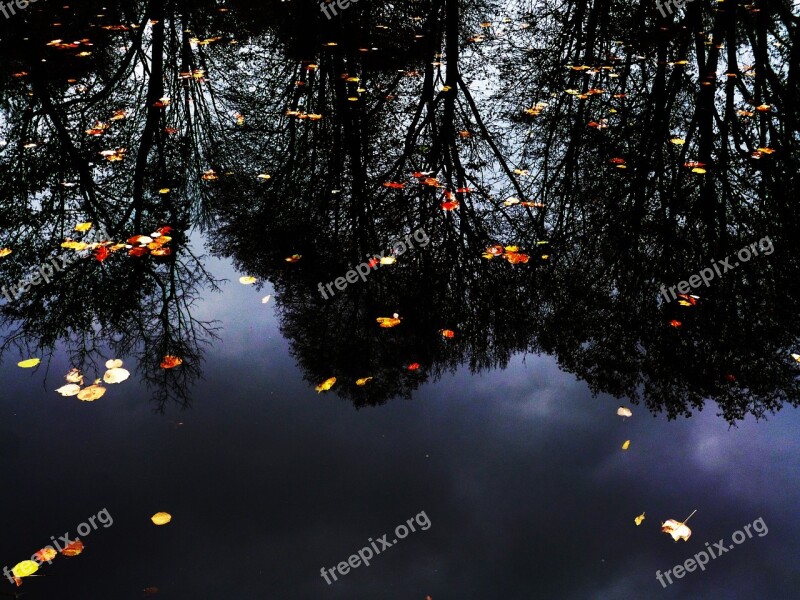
[1,0,799,598]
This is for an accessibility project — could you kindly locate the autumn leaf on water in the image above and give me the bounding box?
[285,254,302,263]
[407,363,421,371]
[635,512,646,526]
[669,320,682,328]
[34,547,57,562]
[75,222,93,232]
[66,368,84,384]
[78,384,106,401]
[316,377,337,393]
[677,294,699,306]
[791,353,800,362]
[0,247,12,257]
[55,384,82,397]
[441,200,459,211]
[621,440,631,450]
[440,329,455,338]
[662,511,696,542]
[356,377,373,386]
[11,560,39,578]
[103,361,130,384]
[262,295,272,304]
[239,276,257,285]
[377,316,401,328]
[617,406,633,418]
[161,356,183,369]
[61,540,84,557]
[18,358,41,368]
[151,512,172,526]
[380,256,396,265]
[382,181,406,189]
[94,246,110,262]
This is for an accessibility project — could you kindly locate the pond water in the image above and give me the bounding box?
[1,0,799,598]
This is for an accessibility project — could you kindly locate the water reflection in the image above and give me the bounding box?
[0,0,797,420]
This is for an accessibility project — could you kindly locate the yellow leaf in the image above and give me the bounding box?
[239,276,257,285]
[691,167,707,174]
[316,377,337,393]
[376,317,401,328]
[380,256,396,265]
[635,512,646,526]
[356,377,374,386]
[12,560,39,578]
[77,384,106,401]
[617,406,633,418]
[792,353,800,362]
[669,138,685,145]
[18,358,41,368]
[151,512,172,525]
[621,439,631,450]
[75,222,93,232]
[0,247,11,257]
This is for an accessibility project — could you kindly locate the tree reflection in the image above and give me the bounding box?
[0,0,798,420]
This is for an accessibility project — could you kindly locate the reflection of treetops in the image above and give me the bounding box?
[0,0,798,420]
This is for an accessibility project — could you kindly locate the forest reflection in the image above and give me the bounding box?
[0,0,797,420]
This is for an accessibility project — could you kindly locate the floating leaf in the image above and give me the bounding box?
[617,406,633,418]
[61,540,84,556]
[0,247,11,257]
[18,358,41,368]
[669,320,682,328]
[151,512,172,526]
[78,384,106,401]
[66,368,84,384]
[316,377,337,393]
[380,256,397,265]
[621,439,631,450]
[103,367,130,384]
[356,377,373,386]
[661,519,692,541]
[262,295,272,304]
[239,276,257,285]
[285,254,302,263]
[34,547,57,562]
[75,222,93,232]
[55,384,82,397]
[407,363,421,371]
[377,317,401,328]
[11,560,39,578]
[635,512,646,526]
[160,355,183,369]
[440,329,456,338]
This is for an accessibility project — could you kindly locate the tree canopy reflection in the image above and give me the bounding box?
[0,0,797,420]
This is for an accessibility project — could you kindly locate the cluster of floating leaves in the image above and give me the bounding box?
[10,540,84,587]
[53,359,130,401]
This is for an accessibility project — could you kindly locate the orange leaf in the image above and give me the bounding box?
[61,540,84,557]
[160,355,183,369]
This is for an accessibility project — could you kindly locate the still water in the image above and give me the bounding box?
[1,0,799,598]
